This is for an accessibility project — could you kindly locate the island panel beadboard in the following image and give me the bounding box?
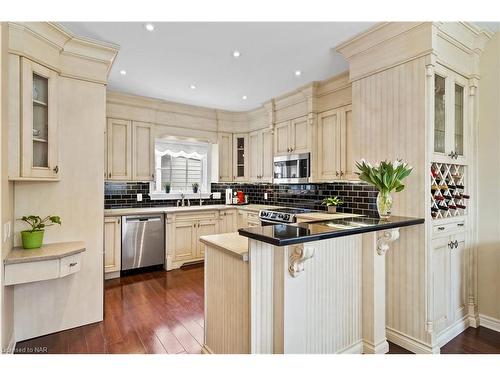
[238,216,425,246]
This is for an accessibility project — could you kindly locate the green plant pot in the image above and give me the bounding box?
[21,230,44,249]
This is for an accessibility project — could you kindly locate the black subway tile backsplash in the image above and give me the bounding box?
[105,181,379,216]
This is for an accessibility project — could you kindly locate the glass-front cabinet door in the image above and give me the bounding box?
[21,58,59,179]
[433,65,468,164]
[232,134,248,181]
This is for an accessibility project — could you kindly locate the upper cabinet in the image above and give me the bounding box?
[248,128,273,182]
[106,118,132,181]
[218,132,233,182]
[9,57,60,181]
[132,122,154,181]
[315,104,354,181]
[274,116,310,156]
[105,119,154,181]
[232,134,248,181]
[433,65,469,164]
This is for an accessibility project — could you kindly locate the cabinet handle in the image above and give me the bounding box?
[108,173,111,178]
[438,226,445,231]
[335,171,339,176]
[454,240,459,248]
[152,173,155,179]
[290,147,293,152]
[457,223,464,227]
[340,171,344,177]
[69,262,78,267]
[53,165,59,174]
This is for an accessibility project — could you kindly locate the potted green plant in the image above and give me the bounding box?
[18,215,62,249]
[355,159,413,219]
[192,182,199,193]
[322,196,343,213]
[163,182,171,194]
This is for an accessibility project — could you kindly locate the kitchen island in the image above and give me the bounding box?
[201,215,424,354]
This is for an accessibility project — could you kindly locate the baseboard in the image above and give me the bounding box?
[436,316,469,347]
[479,314,500,333]
[104,271,120,280]
[3,333,16,354]
[362,340,389,354]
[201,344,213,354]
[338,340,363,354]
[386,327,438,354]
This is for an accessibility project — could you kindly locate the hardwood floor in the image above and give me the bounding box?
[15,266,500,354]
[15,264,205,354]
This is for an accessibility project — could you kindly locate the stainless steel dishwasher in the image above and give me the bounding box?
[121,214,165,271]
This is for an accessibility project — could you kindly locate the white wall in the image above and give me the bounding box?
[0,22,15,353]
[12,76,106,341]
[477,32,500,324]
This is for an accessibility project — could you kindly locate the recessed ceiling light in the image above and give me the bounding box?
[119,70,127,76]
[190,84,197,90]
[295,70,302,76]
[242,95,247,100]
[233,50,241,58]
[144,23,155,32]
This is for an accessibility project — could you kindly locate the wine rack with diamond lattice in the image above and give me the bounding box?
[430,162,469,219]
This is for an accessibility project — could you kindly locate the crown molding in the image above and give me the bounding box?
[337,22,493,81]
[8,22,119,84]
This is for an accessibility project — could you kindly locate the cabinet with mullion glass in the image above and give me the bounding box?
[16,57,59,180]
[432,65,468,164]
[232,134,248,181]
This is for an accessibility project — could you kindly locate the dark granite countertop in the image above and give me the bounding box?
[238,215,425,246]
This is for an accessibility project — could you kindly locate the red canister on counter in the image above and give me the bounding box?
[237,191,245,204]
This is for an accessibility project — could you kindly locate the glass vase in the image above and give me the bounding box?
[376,191,393,219]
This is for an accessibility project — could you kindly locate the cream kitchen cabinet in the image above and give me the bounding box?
[433,65,469,165]
[166,210,219,270]
[106,119,154,181]
[132,122,154,181]
[104,216,121,279]
[219,209,238,233]
[218,132,233,182]
[106,118,132,181]
[274,116,310,156]
[238,209,261,228]
[315,105,354,181]
[233,134,248,181]
[9,57,60,181]
[431,228,468,341]
[248,128,273,182]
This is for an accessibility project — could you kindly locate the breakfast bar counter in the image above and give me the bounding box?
[202,215,424,354]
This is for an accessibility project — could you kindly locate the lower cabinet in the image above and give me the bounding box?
[104,216,121,278]
[431,229,467,339]
[238,210,261,228]
[166,210,219,270]
[219,209,238,233]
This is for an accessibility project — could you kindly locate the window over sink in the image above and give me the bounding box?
[150,138,211,200]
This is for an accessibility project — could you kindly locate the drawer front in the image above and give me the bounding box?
[174,210,218,222]
[4,259,60,286]
[247,212,259,221]
[60,253,82,277]
[433,220,465,237]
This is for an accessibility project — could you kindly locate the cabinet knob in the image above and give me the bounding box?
[335,171,339,176]
[152,173,155,178]
[108,173,111,178]
[53,165,59,174]
[438,226,445,231]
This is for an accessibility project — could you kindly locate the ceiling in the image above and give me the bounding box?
[61,22,376,111]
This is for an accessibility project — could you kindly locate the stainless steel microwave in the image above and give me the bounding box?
[273,153,311,183]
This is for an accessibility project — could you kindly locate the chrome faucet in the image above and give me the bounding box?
[177,192,185,207]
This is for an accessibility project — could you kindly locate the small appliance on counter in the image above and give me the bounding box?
[225,188,249,205]
[225,188,233,205]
